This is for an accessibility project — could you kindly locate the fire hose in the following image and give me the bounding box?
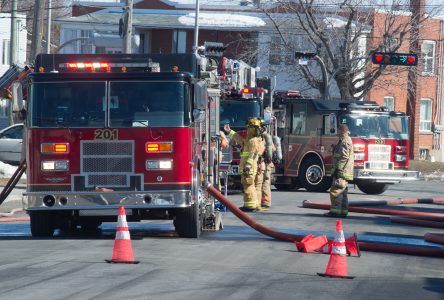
[206,185,444,257]
[302,200,444,222]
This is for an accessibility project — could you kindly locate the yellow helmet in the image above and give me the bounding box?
[246,117,261,128]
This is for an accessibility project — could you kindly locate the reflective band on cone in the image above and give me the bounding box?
[318,219,354,279]
[105,206,139,264]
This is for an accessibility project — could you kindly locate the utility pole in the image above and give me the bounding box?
[30,0,46,62]
[9,0,17,65]
[46,0,52,54]
[193,0,200,51]
[123,0,133,54]
[407,0,424,160]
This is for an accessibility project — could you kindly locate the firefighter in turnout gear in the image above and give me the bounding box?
[224,117,265,212]
[257,120,275,211]
[325,123,354,218]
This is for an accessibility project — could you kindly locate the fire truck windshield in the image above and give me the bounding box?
[340,114,409,139]
[30,81,190,128]
[220,99,261,129]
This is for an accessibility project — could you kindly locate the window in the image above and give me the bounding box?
[383,96,395,111]
[269,36,281,65]
[291,103,307,135]
[2,39,10,65]
[172,30,186,53]
[419,148,429,160]
[80,30,93,54]
[422,41,435,74]
[419,98,432,132]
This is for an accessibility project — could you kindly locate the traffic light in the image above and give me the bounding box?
[371,52,417,66]
[294,52,317,60]
[204,42,226,57]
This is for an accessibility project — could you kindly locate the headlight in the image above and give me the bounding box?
[146,160,173,170]
[395,155,406,162]
[42,160,69,171]
[354,153,365,161]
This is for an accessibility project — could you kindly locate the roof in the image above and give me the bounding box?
[57,8,272,31]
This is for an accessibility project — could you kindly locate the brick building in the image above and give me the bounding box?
[366,2,444,161]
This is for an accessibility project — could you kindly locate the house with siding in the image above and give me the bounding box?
[58,0,444,161]
[0,13,27,128]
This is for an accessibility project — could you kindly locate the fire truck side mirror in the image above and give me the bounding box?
[194,80,207,110]
[12,81,24,112]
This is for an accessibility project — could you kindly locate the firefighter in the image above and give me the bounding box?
[325,123,354,218]
[258,120,275,211]
[224,117,265,212]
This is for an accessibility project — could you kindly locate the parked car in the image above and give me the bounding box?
[0,123,24,165]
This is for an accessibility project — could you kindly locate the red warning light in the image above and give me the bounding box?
[374,54,383,63]
[407,56,416,64]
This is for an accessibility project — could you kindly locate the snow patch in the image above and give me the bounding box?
[178,12,266,27]
[0,162,26,179]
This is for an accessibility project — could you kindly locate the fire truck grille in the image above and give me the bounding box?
[81,140,134,187]
[88,174,127,186]
[368,145,391,162]
[82,157,133,173]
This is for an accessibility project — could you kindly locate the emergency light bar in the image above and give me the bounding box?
[59,62,152,70]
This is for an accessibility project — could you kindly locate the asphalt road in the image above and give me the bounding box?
[0,181,443,300]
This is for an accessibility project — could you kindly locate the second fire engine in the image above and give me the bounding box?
[271,91,419,194]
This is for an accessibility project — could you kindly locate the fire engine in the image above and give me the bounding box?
[271,91,419,194]
[12,53,223,237]
[218,58,268,190]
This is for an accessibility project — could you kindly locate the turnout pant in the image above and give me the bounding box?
[329,177,349,215]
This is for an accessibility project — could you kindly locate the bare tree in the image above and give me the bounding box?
[257,0,441,100]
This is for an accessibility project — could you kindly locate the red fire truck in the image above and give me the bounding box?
[271,91,419,194]
[12,53,223,237]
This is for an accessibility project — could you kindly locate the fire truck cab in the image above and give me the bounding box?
[272,91,419,194]
[13,53,222,238]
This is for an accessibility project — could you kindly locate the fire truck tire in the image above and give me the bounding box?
[174,203,201,238]
[356,183,389,195]
[298,157,332,192]
[30,211,55,237]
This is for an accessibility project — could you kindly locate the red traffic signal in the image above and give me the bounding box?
[371,52,417,66]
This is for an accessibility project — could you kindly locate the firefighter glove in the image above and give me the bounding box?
[243,163,252,174]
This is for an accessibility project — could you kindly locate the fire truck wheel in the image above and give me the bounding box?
[356,183,389,195]
[298,157,332,192]
[173,203,201,238]
[30,211,55,237]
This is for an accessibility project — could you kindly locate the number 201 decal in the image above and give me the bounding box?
[94,129,118,140]
[375,139,385,144]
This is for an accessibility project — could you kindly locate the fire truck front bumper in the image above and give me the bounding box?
[353,169,420,184]
[24,190,192,211]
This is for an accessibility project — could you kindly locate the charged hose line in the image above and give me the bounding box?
[302,200,444,222]
[0,160,26,206]
[391,217,444,229]
[424,233,444,246]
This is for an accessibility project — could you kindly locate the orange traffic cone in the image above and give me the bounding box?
[295,234,328,253]
[318,219,354,279]
[105,206,139,264]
